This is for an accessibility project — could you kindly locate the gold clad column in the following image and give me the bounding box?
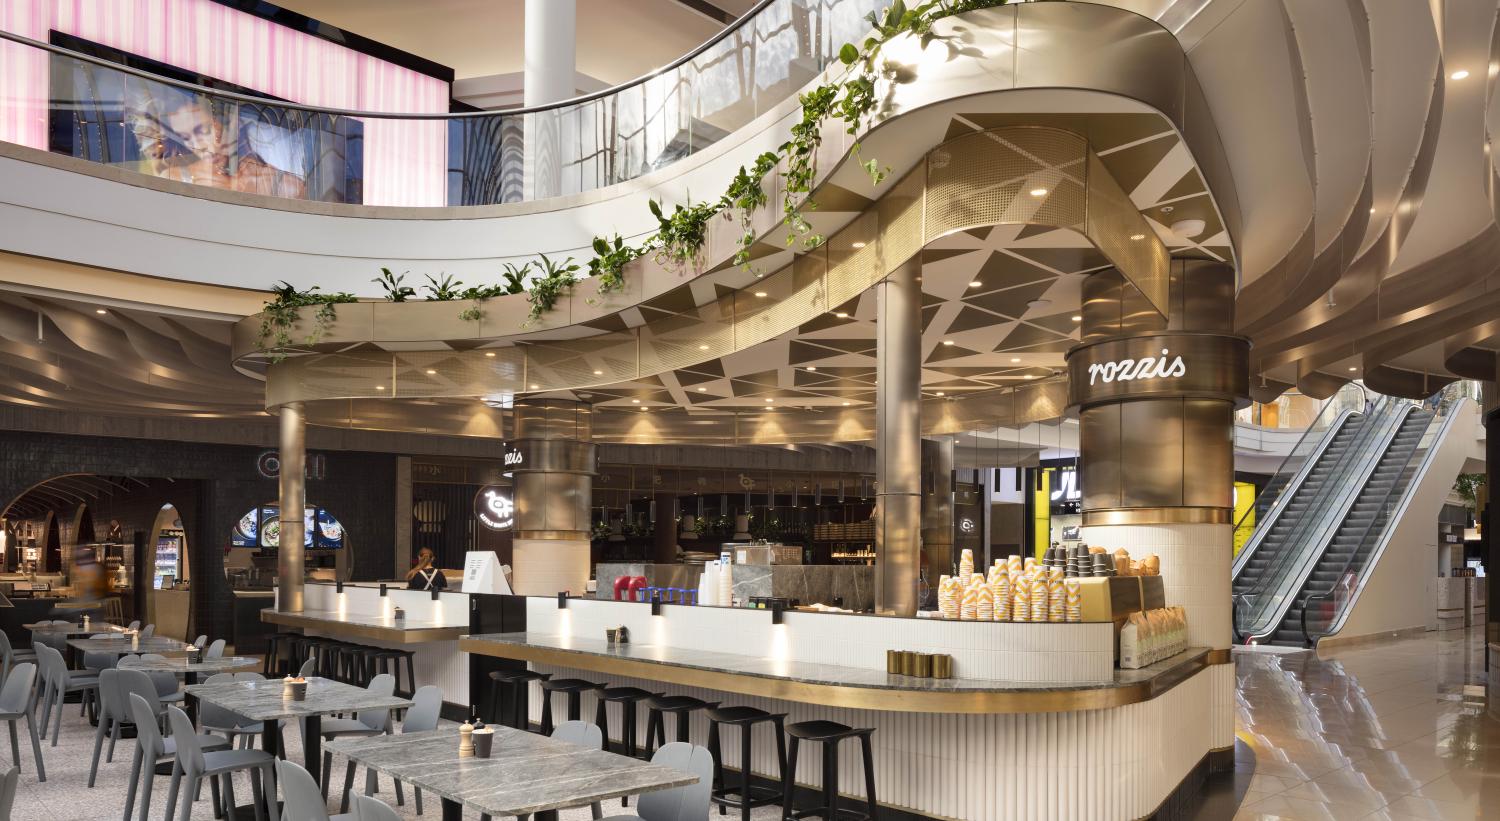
[876,260,923,616]
[510,399,596,595]
[1068,261,1248,767]
[277,401,306,613]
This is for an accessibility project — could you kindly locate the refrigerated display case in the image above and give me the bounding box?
[154,529,183,589]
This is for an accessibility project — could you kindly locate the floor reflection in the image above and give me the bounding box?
[1234,630,1500,820]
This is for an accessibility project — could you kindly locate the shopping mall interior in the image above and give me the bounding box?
[0,0,1498,819]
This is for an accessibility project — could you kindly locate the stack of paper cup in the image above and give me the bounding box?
[1029,571,1048,623]
[975,578,994,621]
[958,548,975,588]
[992,571,1011,621]
[960,577,979,620]
[1064,577,1082,622]
[1012,571,1031,622]
[1047,566,1065,623]
[937,575,956,619]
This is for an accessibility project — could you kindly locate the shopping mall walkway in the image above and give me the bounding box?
[1234,630,1500,820]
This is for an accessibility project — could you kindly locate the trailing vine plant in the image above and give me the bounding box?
[257,281,358,362]
[264,1,1018,332]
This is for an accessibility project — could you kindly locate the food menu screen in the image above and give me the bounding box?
[230,506,344,549]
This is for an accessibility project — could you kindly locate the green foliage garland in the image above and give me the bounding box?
[257,281,358,361]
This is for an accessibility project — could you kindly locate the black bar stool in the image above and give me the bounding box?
[263,632,298,677]
[707,705,788,821]
[644,695,719,757]
[372,649,418,697]
[487,669,551,730]
[595,687,660,756]
[783,720,878,821]
[539,678,606,736]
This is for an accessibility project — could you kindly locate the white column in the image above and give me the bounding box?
[524,0,576,200]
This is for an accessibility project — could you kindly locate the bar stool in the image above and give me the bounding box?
[644,695,718,757]
[538,678,606,736]
[372,649,418,698]
[594,687,660,757]
[783,720,879,821]
[263,633,298,677]
[487,669,550,730]
[707,705,788,821]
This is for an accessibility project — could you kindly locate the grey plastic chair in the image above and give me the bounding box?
[82,632,119,675]
[0,765,16,820]
[0,663,44,781]
[165,705,279,821]
[377,685,442,814]
[323,673,395,808]
[140,624,156,639]
[552,721,606,820]
[193,636,208,650]
[88,668,127,787]
[138,654,185,704]
[599,743,714,821]
[201,672,274,751]
[34,643,98,745]
[127,621,141,631]
[277,758,356,821]
[205,639,227,659]
[298,657,317,678]
[124,693,229,821]
[0,630,36,684]
[352,793,400,821]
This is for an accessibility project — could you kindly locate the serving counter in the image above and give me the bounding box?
[461,596,1233,821]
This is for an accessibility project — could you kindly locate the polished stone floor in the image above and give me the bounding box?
[1234,630,1500,820]
[5,630,1498,819]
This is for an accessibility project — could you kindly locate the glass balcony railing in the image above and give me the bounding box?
[0,0,886,208]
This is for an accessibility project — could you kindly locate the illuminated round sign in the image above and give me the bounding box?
[959,517,976,534]
[474,486,515,531]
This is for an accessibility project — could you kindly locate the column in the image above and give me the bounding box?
[510,399,596,595]
[875,260,922,616]
[277,401,306,613]
[1068,261,1248,765]
[1484,372,1499,671]
[653,492,679,563]
[523,0,576,199]
[921,437,954,580]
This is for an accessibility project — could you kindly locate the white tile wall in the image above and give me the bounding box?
[527,598,1114,683]
[1082,523,1232,649]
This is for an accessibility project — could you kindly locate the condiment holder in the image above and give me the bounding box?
[283,677,308,701]
[886,650,954,679]
[472,720,494,758]
[393,607,406,623]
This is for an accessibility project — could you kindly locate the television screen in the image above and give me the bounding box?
[48,32,363,203]
[230,506,344,549]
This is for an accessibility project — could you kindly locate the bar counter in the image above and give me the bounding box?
[263,607,466,644]
[461,631,1210,713]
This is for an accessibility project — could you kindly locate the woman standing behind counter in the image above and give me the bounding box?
[405,547,448,592]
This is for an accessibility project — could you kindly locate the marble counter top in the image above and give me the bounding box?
[327,726,695,818]
[119,655,258,674]
[24,622,125,636]
[67,636,195,655]
[261,608,466,643]
[185,676,411,721]
[461,631,1210,714]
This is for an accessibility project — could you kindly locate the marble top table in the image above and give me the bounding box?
[119,655,258,678]
[186,676,411,788]
[327,726,697,821]
[24,621,125,636]
[461,632,1212,714]
[67,636,196,656]
[261,608,466,644]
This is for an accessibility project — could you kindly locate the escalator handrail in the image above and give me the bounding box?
[1232,401,1362,578]
[1240,399,1413,641]
[1300,589,1332,648]
[1315,394,1474,641]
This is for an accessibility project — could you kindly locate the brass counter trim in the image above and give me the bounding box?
[262,609,465,644]
[459,638,1211,715]
[1205,648,1232,665]
[1082,508,1231,526]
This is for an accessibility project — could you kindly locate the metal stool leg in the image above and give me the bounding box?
[860,734,879,820]
[783,737,799,821]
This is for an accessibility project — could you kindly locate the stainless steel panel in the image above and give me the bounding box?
[1080,404,1124,512]
[876,259,922,616]
[277,401,306,611]
[1119,398,1185,509]
[1181,399,1233,510]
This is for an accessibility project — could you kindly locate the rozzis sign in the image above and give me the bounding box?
[1066,332,1248,409]
[1087,349,1187,386]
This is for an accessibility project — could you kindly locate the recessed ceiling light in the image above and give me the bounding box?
[969,281,982,288]
[530,384,539,390]
[699,344,710,350]
[425,369,437,375]
[942,339,955,346]
[484,351,496,357]
[754,291,768,298]
[1348,366,1358,372]
[842,401,851,406]
[1011,357,1021,363]
[1029,188,1048,197]
[1024,374,1035,379]
[375,385,386,391]
[806,366,817,371]
[593,369,604,375]
[1071,315,1082,322]
[834,312,849,319]
[1129,234,1145,241]
[755,273,763,278]
[1451,69,1470,80]
[1369,207,1376,214]
[631,399,640,404]
[935,391,945,396]
[851,241,867,249]
[95,308,107,315]
[697,387,707,392]
[765,398,774,403]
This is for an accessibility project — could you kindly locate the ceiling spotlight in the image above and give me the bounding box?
[754,291,768,298]
[1129,234,1145,241]
[935,391,945,396]
[765,398,774,403]
[95,308,108,315]
[631,399,641,404]
[697,387,707,392]
[425,369,437,375]
[1011,357,1021,363]
[851,241,867,249]
[1029,188,1048,197]
[834,312,849,319]
[1369,207,1376,214]
[375,385,387,391]
[806,366,817,371]
[1071,315,1082,322]
[842,401,851,406]
[969,280,982,288]
[699,344,710,350]
[1451,69,1470,80]
[594,369,604,375]
[942,339,955,346]
[1024,374,1035,380]
[1348,366,1358,372]
[530,384,539,390]
[484,351,496,357]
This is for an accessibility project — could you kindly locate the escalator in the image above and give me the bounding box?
[1232,397,1414,645]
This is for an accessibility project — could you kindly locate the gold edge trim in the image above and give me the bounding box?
[1205,648,1232,665]
[262,610,464,645]
[1082,508,1230,526]
[459,639,1212,715]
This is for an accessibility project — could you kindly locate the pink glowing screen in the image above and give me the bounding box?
[0,0,449,206]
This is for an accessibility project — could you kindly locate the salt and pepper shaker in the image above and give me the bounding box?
[459,720,475,757]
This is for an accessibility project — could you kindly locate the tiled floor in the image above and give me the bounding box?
[7,631,1499,819]
[1234,630,1500,820]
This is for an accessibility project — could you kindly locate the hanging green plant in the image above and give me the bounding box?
[648,198,719,270]
[257,281,358,362]
[373,268,416,302]
[423,273,464,301]
[589,234,642,297]
[525,253,582,322]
